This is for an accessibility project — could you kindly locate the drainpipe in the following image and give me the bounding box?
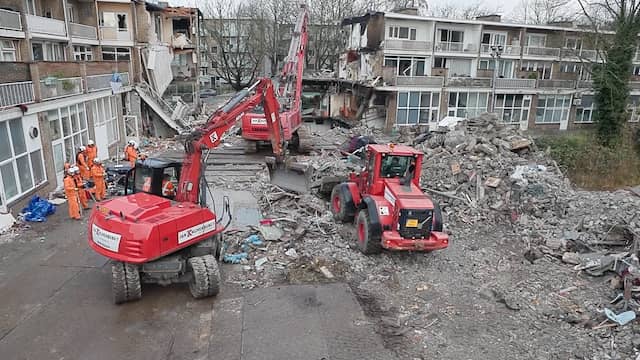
[61,0,72,60]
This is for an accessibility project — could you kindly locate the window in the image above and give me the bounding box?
[102,47,130,61]
[481,32,506,45]
[380,155,411,178]
[66,4,75,23]
[434,57,447,68]
[100,12,127,31]
[0,118,46,206]
[388,26,416,40]
[447,59,472,77]
[154,15,162,41]
[628,96,640,122]
[560,62,579,73]
[633,66,640,76]
[495,94,531,124]
[448,92,489,118]
[526,34,546,47]
[47,104,89,178]
[521,61,552,79]
[575,95,595,123]
[384,56,426,76]
[73,46,93,61]
[439,29,464,43]
[565,37,582,49]
[32,42,65,61]
[396,91,440,126]
[536,95,571,124]
[1,40,16,61]
[91,96,119,145]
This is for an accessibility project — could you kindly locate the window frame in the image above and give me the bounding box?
[447,91,489,118]
[0,40,17,62]
[388,26,417,40]
[535,95,571,124]
[575,95,595,124]
[396,91,440,126]
[495,94,531,124]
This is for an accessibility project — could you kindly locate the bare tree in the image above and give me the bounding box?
[510,0,577,24]
[201,0,264,90]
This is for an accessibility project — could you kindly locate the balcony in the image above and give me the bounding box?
[0,81,34,108]
[385,39,431,51]
[40,77,83,100]
[495,78,536,89]
[447,77,492,87]
[577,80,593,88]
[523,46,560,58]
[86,72,130,92]
[560,48,599,61]
[0,9,22,31]
[537,79,575,88]
[26,14,66,38]
[629,81,640,90]
[480,44,520,56]
[70,23,98,40]
[99,27,133,43]
[435,42,476,53]
[394,76,444,87]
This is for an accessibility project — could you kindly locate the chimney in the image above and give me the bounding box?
[475,14,501,22]
[393,7,419,16]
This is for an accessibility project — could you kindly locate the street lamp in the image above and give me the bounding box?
[490,45,504,112]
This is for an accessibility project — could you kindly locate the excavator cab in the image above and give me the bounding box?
[124,158,181,200]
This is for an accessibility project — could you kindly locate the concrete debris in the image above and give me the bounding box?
[0,213,16,234]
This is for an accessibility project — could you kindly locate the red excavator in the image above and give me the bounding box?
[330,144,449,254]
[240,5,310,152]
[88,79,286,303]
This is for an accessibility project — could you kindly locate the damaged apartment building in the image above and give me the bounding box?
[0,0,200,214]
[340,9,640,132]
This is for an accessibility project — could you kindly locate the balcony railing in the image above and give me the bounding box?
[436,42,466,52]
[480,44,520,56]
[86,72,130,92]
[40,77,83,100]
[0,81,34,108]
[99,27,133,42]
[385,39,431,51]
[537,79,576,88]
[629,81,640,90]
[26,14,66,37]
[560,48,599,61]
[523,46,560,57]
[495,78,537,89]
[394,76,444,87]
[577,80,593,88]
[70,23,98,40]
[0,9,22,31]
[447,77,492,87]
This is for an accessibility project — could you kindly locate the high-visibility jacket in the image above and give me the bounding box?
[124,145,138,166]
[64,175,80,219]
[76,152,90,179]
[91,164,106,201]
[86,145,97,167]
[162,180,175,197]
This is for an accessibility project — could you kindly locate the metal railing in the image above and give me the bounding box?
[40,77,82,100]
[523,46,560,57]
[394,76,444,87]
[86,72,130,92]
[0,9,22,31]
[70,23,98,40]
[447,77,492,87]
[26,14,66,36]
[560,48,599,61]
[0,81,34,107]
[99,26,133,41]
[494,78,536,88]
[385,39,431,51]
[435,42,464,52]
[537,79,576,88]
[480,44,520,56]
[577,80,593,88]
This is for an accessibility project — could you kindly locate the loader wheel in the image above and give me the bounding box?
[356,209,382,255]
[331,185,353,223]
[188,255,221,299]
[111,261,142,304]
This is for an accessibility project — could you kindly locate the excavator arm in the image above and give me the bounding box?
[176,78,284,204]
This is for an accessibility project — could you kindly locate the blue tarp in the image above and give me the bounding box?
[21,196,56,222]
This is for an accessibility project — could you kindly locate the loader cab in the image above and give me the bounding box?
[124,158,182,200]
[362,144,423,196]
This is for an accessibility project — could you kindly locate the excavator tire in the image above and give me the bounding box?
[330,185,354,223]
[294,125,312,153]
[188,255,221,299]
[355,209,382,255]
[243,139,258,154]
[112,261,142,304]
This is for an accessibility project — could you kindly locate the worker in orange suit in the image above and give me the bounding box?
[72,166,90,210]
[123,140,138,167]
[64,168,81,220]
[76,146,91,179]
[91,159,106,201]
[86,140,97,168]
[162,173,176,198]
